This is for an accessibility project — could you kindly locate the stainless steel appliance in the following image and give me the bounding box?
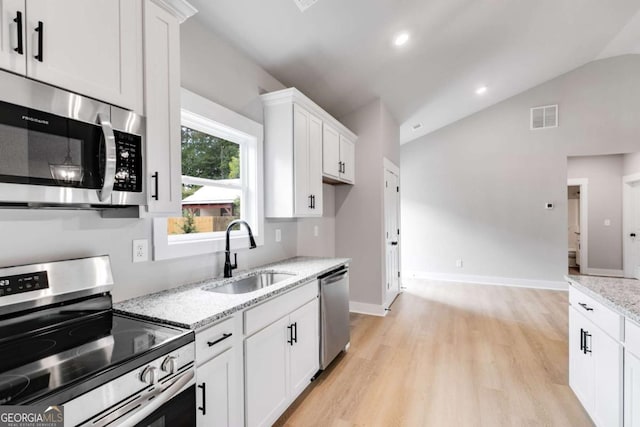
[0,72,145,208]
[319,265,350,370]
[0,256,195,426]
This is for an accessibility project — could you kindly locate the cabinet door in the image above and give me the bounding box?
[0,0,25,74]
[592,325,622,427]
[322,124,340,179]
[308,113,323,216]
[25,0,142,112]
[626,351,640,427]
[339,135,355,184]
[142,0,182,215]
[569,307,595,413]
[245,316,290,427]
[196,348,241,427]
[289,298,319,398]
[293,104,311,216]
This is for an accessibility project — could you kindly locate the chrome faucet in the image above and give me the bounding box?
[224,219,257,278]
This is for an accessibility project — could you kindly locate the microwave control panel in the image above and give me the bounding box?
[0,271,49,297]
[113,130,143,193]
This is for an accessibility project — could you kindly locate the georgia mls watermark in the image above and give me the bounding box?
[0,406,64,427]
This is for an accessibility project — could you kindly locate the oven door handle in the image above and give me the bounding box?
[87,369,195,427]
[97,113,116,203]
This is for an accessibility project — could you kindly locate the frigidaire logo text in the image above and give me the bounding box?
[21,115,49,125]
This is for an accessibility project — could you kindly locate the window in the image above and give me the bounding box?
[153,89,264,260]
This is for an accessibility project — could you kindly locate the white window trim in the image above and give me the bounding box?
[153,89,264,260]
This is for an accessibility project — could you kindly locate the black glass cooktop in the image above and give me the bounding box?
[0,310,190,405]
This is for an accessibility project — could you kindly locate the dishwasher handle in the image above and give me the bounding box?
[320,268,348,286]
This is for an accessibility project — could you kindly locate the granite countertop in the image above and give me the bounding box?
[566,275,640,324]
[114,256,350,330]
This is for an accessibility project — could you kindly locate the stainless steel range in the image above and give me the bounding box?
[0,256,195,426]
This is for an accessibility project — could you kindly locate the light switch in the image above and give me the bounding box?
[314,226,319,237]
[275,229,281,242]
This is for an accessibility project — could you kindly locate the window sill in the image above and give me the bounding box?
[152,218,264,260]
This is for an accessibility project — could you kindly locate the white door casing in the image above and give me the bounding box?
[568,178,589,274]
[384,159,400,308]
[623,174,640,279]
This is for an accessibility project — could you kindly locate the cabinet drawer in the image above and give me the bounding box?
[244,280,318,336]
[195,317,237,365]
[569,286,623,341]
[627,319,640,358]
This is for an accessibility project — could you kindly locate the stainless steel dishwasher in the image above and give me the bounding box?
[319,265,350,369]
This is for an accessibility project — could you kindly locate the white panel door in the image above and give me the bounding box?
[339,135,355,184]
[384,168,400,307]
[624,180,640,279]
[245,316,290,427]
[25,0,142,111]
[289,298,319,398]
[592,324,622,427]
[626,350,640,427]
[322,124,340,179]
[0,0,25,74]
[293,104,311,216]
[308,113,323,216]
[196,348,240,427]
[143,0,182,215]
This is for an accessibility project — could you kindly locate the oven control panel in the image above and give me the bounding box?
[0,271,49,297]
[113,130,142,193]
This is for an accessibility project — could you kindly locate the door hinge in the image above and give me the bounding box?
[398,271,400,278]
[396,186,399,192]
[397,228,400,236]
[385,181,388,187]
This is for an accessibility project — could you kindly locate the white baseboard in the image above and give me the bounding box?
[584,268,624,278]
[349,301,387,317]
[406,271,568,291]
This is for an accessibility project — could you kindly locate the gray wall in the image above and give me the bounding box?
[624,152,640,175]
[336,99,400,307]
[401,55,640,285]
[568,155,623,270]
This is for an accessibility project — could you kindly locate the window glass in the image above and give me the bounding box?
[167,126,242,235]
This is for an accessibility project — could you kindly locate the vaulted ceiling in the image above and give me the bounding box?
[191,0,640,143]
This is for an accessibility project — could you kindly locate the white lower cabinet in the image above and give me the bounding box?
[569,290,623,427]
[245,297,320,427]
[626,350,640,427]
[195,315,243,427]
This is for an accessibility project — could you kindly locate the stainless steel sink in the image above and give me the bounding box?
[204,271,296,294]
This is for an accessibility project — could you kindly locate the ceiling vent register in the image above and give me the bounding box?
[530,104,558,130]
[294,0,319,12]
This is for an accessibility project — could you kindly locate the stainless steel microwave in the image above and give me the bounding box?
[0,72,145,208]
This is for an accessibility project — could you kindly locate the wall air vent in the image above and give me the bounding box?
[530,104,558,130]
[294,0,319,12]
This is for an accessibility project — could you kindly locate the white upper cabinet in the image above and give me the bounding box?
[0,0,26,75]
[322,124,340,179]
[22,0,143,112]
[262,88,357,218]
[322,125,355,185]
[339,134,355,184]
[142,0,182,215]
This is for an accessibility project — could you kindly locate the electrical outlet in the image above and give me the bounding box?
[314,225,319,237]
[275,229,281,243]
[133,239,149,263]
[604,219,611,226]
[456,259,463,268]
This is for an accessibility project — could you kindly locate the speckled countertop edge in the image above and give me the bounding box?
[565,275,640,325]
[114,257,350,330]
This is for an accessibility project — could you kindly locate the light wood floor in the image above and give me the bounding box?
[274,280,593,427]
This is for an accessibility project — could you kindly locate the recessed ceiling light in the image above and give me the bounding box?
[393,32,410,47]
[475,86,488,95]
[412,123,423,131]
